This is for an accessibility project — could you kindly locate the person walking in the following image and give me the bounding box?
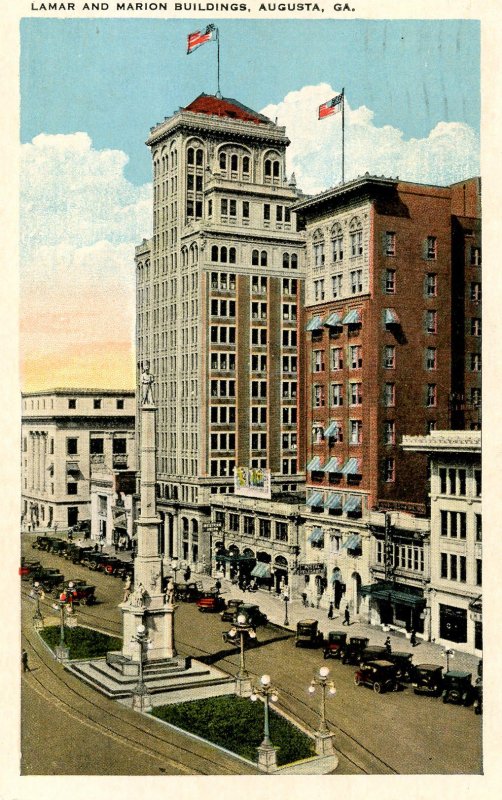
[343,605,350,626]
[410,628,417,647]
[214,578,222,595]
[328,601,334,619]
[22,649,29,673]
[384,636,392,654]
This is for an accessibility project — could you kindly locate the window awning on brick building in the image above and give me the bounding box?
[340,458,361,475]
[324,422,341,438]
[324,311,343,327]
[325,493,342,509]
[306,315,324,331]
[343,495,362,514]
[308,527,324,543]
[306,492,324,507]
[384,307,400,325]
[342,309,361,325]
[307,456,323,471]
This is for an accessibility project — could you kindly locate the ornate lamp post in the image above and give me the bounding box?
[250,674,279,772]
[308,665,337,755]
[227,612,256,695]
[171,557,179,584]
[282,585,290,626]
[30,581,44,630]
[131,623,152,712]
[444,648,455,673]
[51,581,75,662]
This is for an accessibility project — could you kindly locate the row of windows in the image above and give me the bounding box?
[376,540,425,572]
[313,382,438,407]
[209,274,297,295]
[312,418,397,445]
[438,467,482,497]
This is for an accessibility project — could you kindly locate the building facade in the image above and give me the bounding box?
[136,94,306,567]
[402,430,482,656]
[21,389,136,531]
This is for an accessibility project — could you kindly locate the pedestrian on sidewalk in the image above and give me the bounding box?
[215,578,222,595]
[343,605,350,626]
[410,629,417,647]
[385,636,392,654]
[301,592,308,608]
[22,649,29,673]
[328,601,334,619]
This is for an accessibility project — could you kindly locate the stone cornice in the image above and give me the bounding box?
[147,111,289,149]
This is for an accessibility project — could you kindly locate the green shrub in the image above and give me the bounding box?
[152,695,315,766]
[40,626,122,659]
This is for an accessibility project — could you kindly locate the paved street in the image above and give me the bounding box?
[21,533,482,775]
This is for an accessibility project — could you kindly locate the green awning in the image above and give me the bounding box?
[342,533,361,550]
[306,315,324,331]
[341,458,361,475]
[324,423,341,439]
[307,456,322,471]
[342,309,361,325]
[306,492,324,508]
[323,456,341,472]
[384,307,400,325]
[343,495,362,514]
[308,527,324,543]
[324,311,342,327]
[251,562,271,579]
[325,493,342,510]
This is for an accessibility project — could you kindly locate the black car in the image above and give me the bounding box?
[233,604,267,627]
[412,663,443,696]
[221,599,244,622]
[354,660,399,694]
[342,636,369,665]
[295,619,324,648]
[442,671,473,705]
[473,679,482,715]
[30,569,65,594]
[32,536,53,551]
[360,645,387,664]
[48,539,70,556]
[174,582,203,602]
[323,631,347,659]
[387,651,414,682]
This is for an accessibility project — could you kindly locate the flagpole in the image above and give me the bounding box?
[341,88,345,184]
[216,28,221,98]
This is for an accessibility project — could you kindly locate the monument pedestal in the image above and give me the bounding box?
[314,731,336,756]
[257,744,278,773]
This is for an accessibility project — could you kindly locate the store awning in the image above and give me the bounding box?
[324,422,341,438]
[307,456,322,471]
[343,495,362,514]
[306,492,324,508]
[342,533,361,550]
[324,311,343,327]
[251,562,272,579]
[66,462,80,474]
[340,458,361,475]
[218,554,255,563]
[360,582,425,607]
[384,307,400,325]
[325,493,342,510]
[308,527,324,544]
[323,456,341,473]
[342,309,361,325]
[306,315,324,331]
[390,589,425,608]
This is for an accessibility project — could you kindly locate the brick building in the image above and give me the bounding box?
[135,94,305,568]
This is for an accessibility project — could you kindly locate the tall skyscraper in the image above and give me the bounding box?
[135,94,305,565]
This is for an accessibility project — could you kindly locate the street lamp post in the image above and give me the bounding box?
[308,665,337,755]
[30,581,44,630]
[444,648,455,673]
[227,612,256,694]
[131,623,152,713]
[171,557,179,585]
[282,585,290,626]
[51,581,75,661]
[250,674,279,772]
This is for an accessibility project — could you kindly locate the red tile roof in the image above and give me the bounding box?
[183,94,271,125]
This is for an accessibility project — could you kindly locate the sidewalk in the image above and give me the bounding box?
[193,571,481,676]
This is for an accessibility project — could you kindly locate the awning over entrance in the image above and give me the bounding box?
[342,533,361,550]
[308,527,324,543]
[251,562,272,579]
[325,493,342,510]
[360,582,425,607]
[306,315,324,331]
[340,458,361,475]
[343,495,362,513]
[342,309,361,325]
[323,455,341,472]
[324,311,343,327]
[384,307,400,325]
[217,554,255,563]
[306,492,324,507]
[307,456,322,471]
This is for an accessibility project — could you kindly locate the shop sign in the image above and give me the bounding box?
[294,563,326,575]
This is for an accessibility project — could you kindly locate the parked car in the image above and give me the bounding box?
[48,539,70,556]
[174,582,203,602]
[412,663,444,696]
[60,580,96,605]
[295,619,324,648]
[30,568,65,594]
[360,645,387,664]
[221,599,244,622]
[232,603,267,627]
[196,592,226,612]
[72,520,91,535]
[323,631,347,659]
[19,559,42,580]
[66,545,94,564]
[387,651,414,682]
[442,671,473,705]
[354,660,399,693]
[342,636,369,664]
[32,536,53,551]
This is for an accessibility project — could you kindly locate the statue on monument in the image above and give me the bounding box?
[141,361,155,405]
[166,578,175,605]
[130,582,147,607]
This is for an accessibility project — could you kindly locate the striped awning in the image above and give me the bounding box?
[324,422,341,438]
[384,308,400,325]
[342,309,361,325]
[342,533,362,550]
[308,527,324,543]
[306,492,324,508]
[307,456,322,471]
[343,495,362,513]
[340,458,361,475]
[323,456,341,473]
[306,315,324,331]
[325,493,342,510]
[66,462,80,474]
[251,562,271,579]
[324,311,343,327]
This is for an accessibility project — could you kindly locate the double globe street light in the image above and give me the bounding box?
[251,674,279,772]
[131,623,152,713]
[51,581,75,662]
[226,612,256,695]
[308,666,337,755]
[30,581,44,630]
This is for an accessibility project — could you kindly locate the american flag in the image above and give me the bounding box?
[318,92,343,119]
[187,25,216,54]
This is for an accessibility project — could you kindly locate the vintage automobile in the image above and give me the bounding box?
[386,651,414,682]
[232,604,267,627]
[196,592,226,613]
[174,582,203,602]
[72,519,91,535]
[48,539,70,556]
[295,619,324,648]
[323,631,347,659]
[60,580,96,605]
[221,599,244,622]
[342,636,370,665]
[65,545,95,564]
[31,536,53,551]
[354,660,399,693]
[19,559,42,580]
[360,644,387,664]
[412,663,443,695]
[442,671,473,705]
[30,568,65,594]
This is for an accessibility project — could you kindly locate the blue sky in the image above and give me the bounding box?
[21,18,480,186]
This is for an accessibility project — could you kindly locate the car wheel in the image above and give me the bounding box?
[373,682,382,694]
[354,674,361,686]
[323,651,329,659]
[442,695,448,703]
[413,688,419,695]
[393,683,399,692]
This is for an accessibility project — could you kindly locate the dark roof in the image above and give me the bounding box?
[183,94,272,125]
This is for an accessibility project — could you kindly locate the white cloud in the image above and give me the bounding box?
[261,84,479,194]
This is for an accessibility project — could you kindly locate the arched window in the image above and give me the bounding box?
[273,161,280,178]
[264,159,272,177]
[221,246,228,263]
[349,217,363,257]
[291,254,298,269]
[195,149,203,166]
[219,152,227,171]
[252,249,259,266]
[242,156,250,175]
[181,248,188,267]
[229,247,236,264]
[231,154,238,172]
[182,517,189,534]
[331,222,344,262]
[187,148,194,165]
[283,253,290,269]
[211,245,218,262]
[191,519,198,535]
[260,251,267,267]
